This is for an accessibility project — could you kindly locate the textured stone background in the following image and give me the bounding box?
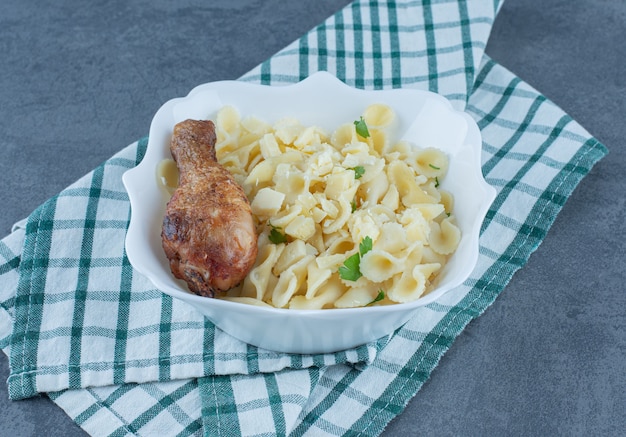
[1,1,624,435]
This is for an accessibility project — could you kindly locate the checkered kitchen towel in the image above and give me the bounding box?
[0,0,607,435]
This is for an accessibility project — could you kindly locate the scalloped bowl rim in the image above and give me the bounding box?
[122,72,496,353]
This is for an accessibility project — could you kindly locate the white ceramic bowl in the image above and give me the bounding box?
[123,72,496,354]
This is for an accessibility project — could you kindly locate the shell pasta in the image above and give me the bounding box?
[161,104,461,308]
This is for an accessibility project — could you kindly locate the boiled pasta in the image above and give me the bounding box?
[158,103,461,309]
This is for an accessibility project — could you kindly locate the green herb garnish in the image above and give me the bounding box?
[268,225,288,244]
[434,176,440,188]
[338,236,373,281]
[367,290,385,306]
[428,163,441,170]
[352,165,365,179]
[359,236,373,255]
[354,117,370,138]
[338,252,362,281]
[351,198,357,213]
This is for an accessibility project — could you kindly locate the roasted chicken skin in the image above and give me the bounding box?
[161,119,258,297]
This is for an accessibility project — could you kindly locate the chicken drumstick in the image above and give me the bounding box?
[162,119,258,297]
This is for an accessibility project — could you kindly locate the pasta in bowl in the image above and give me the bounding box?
[123,72,496,354]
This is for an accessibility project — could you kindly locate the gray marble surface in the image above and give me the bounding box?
[1,0,624,435]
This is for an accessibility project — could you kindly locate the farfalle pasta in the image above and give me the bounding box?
[160,104,461,309]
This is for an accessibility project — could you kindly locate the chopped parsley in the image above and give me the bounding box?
[428,163,441,170]
[338,252,361,281]
[367,290,385,306]
[351,198,357,213]
[338,236,373,281]
[358,236,373,257]
[434,176,440,188]
[354,116,370,138]
[268,225,287,244]
[351,165,365,179]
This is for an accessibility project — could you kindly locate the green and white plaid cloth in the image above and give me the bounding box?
[0,0,607,435]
